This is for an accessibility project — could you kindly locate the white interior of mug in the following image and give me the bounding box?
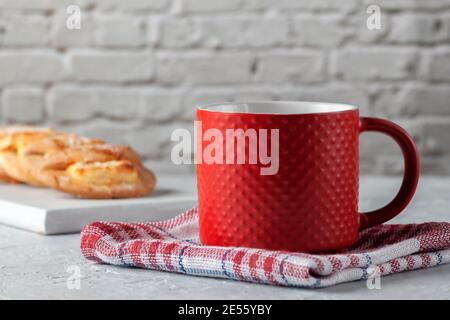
[198,101,358,115]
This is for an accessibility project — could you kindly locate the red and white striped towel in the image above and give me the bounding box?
[80,207,450,288]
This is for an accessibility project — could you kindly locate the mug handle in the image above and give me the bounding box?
[358,117,420,230]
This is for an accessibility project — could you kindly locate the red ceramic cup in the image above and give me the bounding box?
[196,101,419,252]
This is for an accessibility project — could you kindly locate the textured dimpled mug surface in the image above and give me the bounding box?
[196,102,420,253]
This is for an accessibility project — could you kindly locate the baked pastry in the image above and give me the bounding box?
[44,142,142,170]
[20,133,104,183]
[54,160,156,199]
[21,134,155,199]
[0,126,30,183]
[0,127,55,186]
[0,126,156,199]
[22,136,141,184]
[0,165,17,183]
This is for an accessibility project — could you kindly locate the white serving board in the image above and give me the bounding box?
[0,174,198,235]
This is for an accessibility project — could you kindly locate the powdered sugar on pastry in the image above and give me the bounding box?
[69,160,133,170]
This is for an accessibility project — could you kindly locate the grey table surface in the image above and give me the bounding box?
[1,175,450,300]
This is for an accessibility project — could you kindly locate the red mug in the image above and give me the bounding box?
[196,101,419,252]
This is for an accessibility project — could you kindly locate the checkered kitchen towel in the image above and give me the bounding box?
[80,207,450,288]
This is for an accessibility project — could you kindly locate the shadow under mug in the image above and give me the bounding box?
[196,101,420,252]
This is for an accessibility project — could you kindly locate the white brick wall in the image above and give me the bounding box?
[156,52,252,85]
[70,50,153,82]
[2,87,44,122]
[332,49,418,80]
[0,0,449,175]
[0,51,64,84]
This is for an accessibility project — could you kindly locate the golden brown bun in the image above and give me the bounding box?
[41,143,142,170]
[0,127,55,186]
[53,160,156,199]
[21,133,154,199]
[0,127,156,199]
[0,165,18,183]
[22,135,143,189]
[20,133,106,185]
